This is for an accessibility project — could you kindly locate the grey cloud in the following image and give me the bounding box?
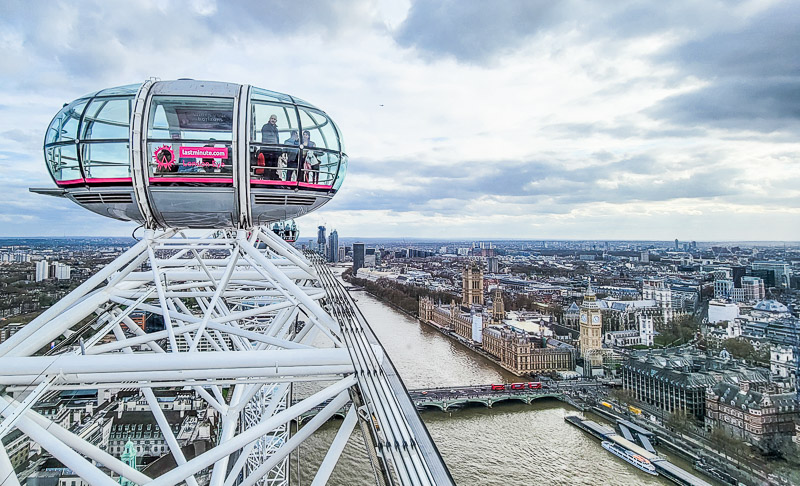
[329,153,744,217]
[650,79,800,132]
[542,121,709,141]
[393,1,744,65]
[0,0,377,88]
[652,1,800,132]
[394,0,568,63]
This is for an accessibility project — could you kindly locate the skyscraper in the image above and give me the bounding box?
[674,238,679,250]
[317,226,326,255]
[352,242,365,273]
[327,230,339,262]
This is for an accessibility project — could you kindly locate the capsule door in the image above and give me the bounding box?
[144,95,238,228]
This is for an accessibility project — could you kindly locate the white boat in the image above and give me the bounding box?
[601,440,658,476]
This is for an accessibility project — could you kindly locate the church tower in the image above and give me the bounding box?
[491,288,504,324]
[119,440,137,486]
[462,263,484,307]
[579,280,603,366]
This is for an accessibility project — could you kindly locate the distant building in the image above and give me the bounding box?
[352,243,365,273]
[579,283,603,368]
[491,288,504,324]
[54,262,71,280]
[640,251,649,263]
[338,246,345,262]
[705,382,798,444]
[642,279,675,326]
[2,429,30,473]
[741,276,766,301]
[714,279,734,299]
[317,226,326,255]
[487,257,499,274]
[714,276,764,302]
[35,259,48,281]
[564,302,580,330]
[622,350,770,420]
[462,263,484,306]
[739,300,799,347]
[752,261,792,288]
[604,330,641,348]
[327,230,339,262]
[482,325,575,374]
[707,300,739,324]
[770,345,796,388]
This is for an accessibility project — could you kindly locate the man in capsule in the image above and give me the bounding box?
[259,115,280,179]
[261,115,279,144]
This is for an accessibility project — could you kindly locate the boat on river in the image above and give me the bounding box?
[601,440,658,476]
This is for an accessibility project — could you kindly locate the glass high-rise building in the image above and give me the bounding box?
[327,230,339,262]
[353,242,365,273]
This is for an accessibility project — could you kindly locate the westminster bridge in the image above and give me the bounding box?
[297,381,604,423]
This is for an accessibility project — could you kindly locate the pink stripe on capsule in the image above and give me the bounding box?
[148,177,234,184]
[85,178,133,184]
[56,178,85,186]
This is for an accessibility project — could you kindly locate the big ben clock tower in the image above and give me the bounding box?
[579,280,603,365]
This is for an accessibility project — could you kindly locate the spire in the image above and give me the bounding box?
[584,277,597,303]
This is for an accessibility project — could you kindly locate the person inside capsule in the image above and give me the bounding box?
[257,114,281,180]
[302,130,321,184]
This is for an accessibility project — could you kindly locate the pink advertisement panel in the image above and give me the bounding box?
[179,146,229,158]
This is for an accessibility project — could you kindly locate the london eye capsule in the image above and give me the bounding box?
[32,79,348,228]
[271,219,299,243]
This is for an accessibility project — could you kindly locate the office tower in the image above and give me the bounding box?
[327,230,339,262]
[317,226,326,255]
[352,243,365,273]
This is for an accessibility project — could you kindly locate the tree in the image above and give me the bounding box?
[710,426,732,459]
[608,388,635,407]
[758,434,793,458]
[721,338,755,360]
[666,410,691,435]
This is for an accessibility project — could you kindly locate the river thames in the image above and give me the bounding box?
[291,287,704,485]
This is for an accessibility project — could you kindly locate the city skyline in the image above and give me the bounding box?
[1,1,799,240]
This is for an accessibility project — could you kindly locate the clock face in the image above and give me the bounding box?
[592,315,600,324]
[580,314,587,323]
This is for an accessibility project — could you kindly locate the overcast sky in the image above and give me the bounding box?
[1,0,798,241]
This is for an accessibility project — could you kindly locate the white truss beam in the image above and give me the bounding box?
[0,227,449,486]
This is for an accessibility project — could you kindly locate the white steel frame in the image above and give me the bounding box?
[0,227,436,486]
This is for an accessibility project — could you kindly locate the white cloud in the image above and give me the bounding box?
[0,0,798,240]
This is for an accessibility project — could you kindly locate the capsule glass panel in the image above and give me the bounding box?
[301,150,339,186]
[46,100,87,145]
[95,83,142,97]
[147,96,234,141]
[333,155,347,191]
[251,147,301,183]
[298,108,339,151]
[46,145,81,182]
[147,96,235,178]
[250,87,293,104]
[81,142,130,179]
[81,98,132,140]
[250,101,299,145]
